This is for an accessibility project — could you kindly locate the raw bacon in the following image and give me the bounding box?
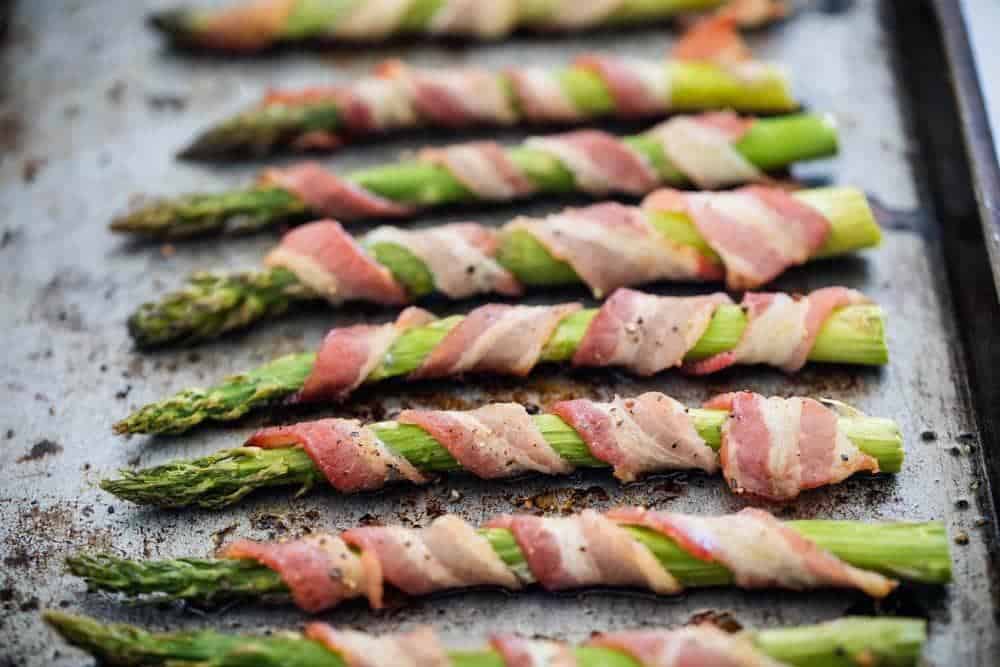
[246,418,427,493]
[419,142,537,200]
[575,55,670,117]
[573,288,733,374]
[644,186,831,289]
[608,507,896,597]
[406,67,517,127]
[412,303,580,378]
[706,392,879,501]
[265,220,409,305]
[306,625,449,667]
[526,130,659,195]
[427,0,519,38]
[399,403,572,478]
[650,114,764,189]
[296,306,434,400]
[590,626,785,667]
[684,288,867,374]
[511,202,708,297]
[505,67,584,122]
[343,515,522,595]
[488,510,681,593]
[222,534,377,612]
[365,223,522,299]
[551,393,718,482]
[490,636,577,667]
[261,163,415,221]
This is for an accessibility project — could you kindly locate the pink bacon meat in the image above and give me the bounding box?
[246,418,427,493]
[490,636,577,667]
[343,515,522,596]
[573,288,732,374]
[487,509,681,593]
[684,287,871,374]
[706,391,880,501]
[261,163,415,222]
[512,202,713,298]
[551,392,718,482]
[365,222,522,299]
[650,112,764,190]
[644,186,831,290]
[525,130,659,196]
[575,55,670,117]
[399,403,572,478]
[306,625,449,667]
[608,507,896,598]
[419,142,537,201]
[265,220,409,305]
[412,303,580,379]
[590,625,786,667]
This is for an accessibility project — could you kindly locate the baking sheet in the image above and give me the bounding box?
[1,1,998,664]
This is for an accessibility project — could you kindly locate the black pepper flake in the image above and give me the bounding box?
[920,430,937,442]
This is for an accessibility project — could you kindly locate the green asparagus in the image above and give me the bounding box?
[45,612,928,667]
[126,184,875,347]
[112,113,837,238]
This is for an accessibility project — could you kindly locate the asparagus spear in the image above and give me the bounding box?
[151,0,728,51]
[127,185,876,347]
[103,400,903,509]
[45,611,927,667]
[112,113,837,238]
[116,295,889,436]
[184,56,796,158]
[65,519,951,607]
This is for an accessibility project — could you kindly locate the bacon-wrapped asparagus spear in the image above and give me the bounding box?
[128,184,877,346]
[181,32,795,158]
[113,112,837,239]
[45,612,927,667]
[66,508,951,611]
[150,0,782,52]
[105,391,902,509]
[116,287,889,435]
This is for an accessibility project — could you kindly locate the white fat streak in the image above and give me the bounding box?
[526,137,614,194]
[430,144,525,200]
[546,517,602,582]
[417,68,517,124]
[428,0,519,37]
[731,294,810,368]
[352,76,419,130]
[330,0,412,38]
[654,117,765,188]
[264,246,343,303]
[623,57,673,110]
[705,192,810,263]
[760,397,804,500]
[452,306,546,372]
[547,0,625,27]
[422,515,523,589]
[516,68,582,121]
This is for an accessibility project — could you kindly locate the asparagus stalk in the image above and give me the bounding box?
[151,0,727,51]
[65,520,951,606]
[112,113,837,238]
[116,296,889,435]
[127,185,876,347]
[103,402,903,509]
[45,611,927,667]
[184,57,796,158]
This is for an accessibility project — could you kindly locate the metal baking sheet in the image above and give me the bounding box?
[1,1,998,664]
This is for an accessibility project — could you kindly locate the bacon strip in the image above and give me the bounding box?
[222,534,377,612]
[705,392,879,501]
[573,288,733,374]
[551,393,718,482]
[330,0,412,39]
[306,625,449,667]
[265,220,409,306]
[246,418,428,493]
[412,303,580,379]
[684,288,869,374]
[405,67,517,127]
[365,223,522,299]
[343,515,522,595]
[649,112,763,189]
[488,510,681,593]
[643,186,832,290]
[261,163,415,221]
[548,0,625,28]
[526,130,659,195]
[575,55,671,117]
[490,636,577,667]
[590,625,785,667]
[399,403,572,478]
[511,202,710,297]
[296,307,434,401]
[505,67,584,122]
[419,142,537,201]
[427,0,519,38]
[608,507,897,598]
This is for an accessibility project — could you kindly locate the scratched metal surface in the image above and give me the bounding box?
[1,1,998,665]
